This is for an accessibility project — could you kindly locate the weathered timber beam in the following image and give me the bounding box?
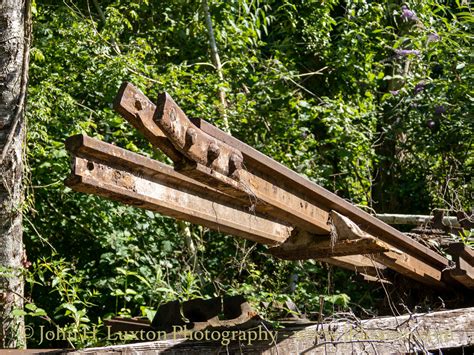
[113,83,446,266]
[114,83,182,163]
[190,118,449,268]
[67,307,474,354]
[376,213,461,227]
[115,82,330,235]
[269,234,391,260]
[270,211,445,287]
[65,134,292,245]
[318,255,387,277]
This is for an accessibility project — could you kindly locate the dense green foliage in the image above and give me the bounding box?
[22,0,472,348]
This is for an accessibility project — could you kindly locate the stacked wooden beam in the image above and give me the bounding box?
[65,135,291,246]
[64,82,473,289]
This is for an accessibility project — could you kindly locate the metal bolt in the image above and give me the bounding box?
[207,142,221,162]
[186,127,197,147]
[169,108,177,121]
[229,153,243,173]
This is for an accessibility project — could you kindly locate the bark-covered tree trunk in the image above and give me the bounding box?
[0,0,30,348]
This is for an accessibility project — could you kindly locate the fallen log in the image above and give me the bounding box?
[67,307,474,354]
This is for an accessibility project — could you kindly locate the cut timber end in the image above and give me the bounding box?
[113,82,182,162]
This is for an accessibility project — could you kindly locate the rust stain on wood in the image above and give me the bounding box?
[65,134,292,245]
[66,81,471,289]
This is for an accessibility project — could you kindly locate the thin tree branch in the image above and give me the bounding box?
[91,0,121,55]
[202,0,230,133]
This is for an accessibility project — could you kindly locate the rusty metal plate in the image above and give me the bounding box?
[154,92,243,177]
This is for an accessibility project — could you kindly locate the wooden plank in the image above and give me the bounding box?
[67,307,474,354]
[192,117,449,269]
[113,83,449,286]
[116,83,330,235]
[113,83,447,266]
[269,235,391,260]
[65,135,292,245]
[318,255,387,277]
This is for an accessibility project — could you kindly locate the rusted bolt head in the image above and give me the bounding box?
[207,142,221,162]
[186,127,198,146]
[169,108,177,121]
[229,152,243,173]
